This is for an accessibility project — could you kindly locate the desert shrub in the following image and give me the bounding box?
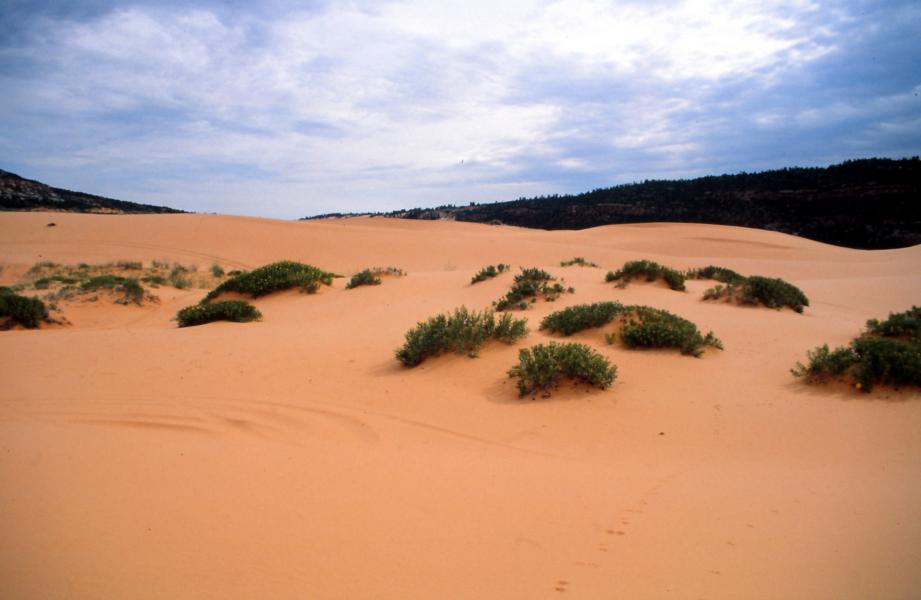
[850,337,921,391]
[508,342,617,397]
[33,275,80,289]
[142,274,167,287]
[560,257,598,268]
[227,269,245,276]
[686,265,747,285]
[80,275,145,304]
[619,306,722,357]
[115,261,143,270]
[605,260,686,291]
[210,263,225,277]
[0,287,49,328]
[176,300,262,327]
[26,261,59,275]
[739,276,809,313]
[540,302,626,335]
[471,263,510,284]
[203,261,334,302]
[791,344,858,382]
[168,265,193,289]
[346,269,381,289]
[495,267,572,310]
[395,307,528,367]
[866,306,921,342]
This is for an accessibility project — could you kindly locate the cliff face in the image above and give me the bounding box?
[387,158,921,249]
[0,170,183,214]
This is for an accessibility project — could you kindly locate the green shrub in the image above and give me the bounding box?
[0,287,49,328]
[80,275,145,305]
[866,306,921,342]
[395,307,528,367]
[495,267,572,311]
[540,302,626,335]
[560,257,598,268]
[739,276,809,313]
[619,306,722,357]
[686,265,747,285]
[793,306,921,392]
[605,260,686,291]
[346,269,381,289]
[176,300,262,327]
[115,261,143,270]
[471,263,510,284]
[26,261,59,275]
[142,274,168,287]
[210,263,225,277]
[791,344,858,382]
[33,275,80,289]
[508,342,617,397]
[203,261,334,302]
[851,337,921,391]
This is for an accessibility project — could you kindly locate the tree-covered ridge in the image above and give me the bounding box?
[0,169,183,214]
[305,158,921,249]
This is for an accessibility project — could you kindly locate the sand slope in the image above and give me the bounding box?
[1,212,920,599]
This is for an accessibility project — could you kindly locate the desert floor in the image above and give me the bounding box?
[1,212,920,599]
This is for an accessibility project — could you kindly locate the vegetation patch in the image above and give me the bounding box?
[793,306,921,392]
[176,300,262,327]
[495,267,573,311]
[346,266,405,289]
[395,307,528,367]
[0,287,49,329]
[508,342,617,397]
[605,260,686,291]
[540,302,721,357]
[80,275,146,305]
[560,257,598,268]
[471,263,510,284]
[686,265,747,285]
[540,302,624,335]
[702,275,809,313]
[203,261,334,302]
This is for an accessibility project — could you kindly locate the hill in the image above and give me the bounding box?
[309,158,921,249]
[0,169,183,214]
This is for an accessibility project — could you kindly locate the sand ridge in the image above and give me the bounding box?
[1,212,920,599]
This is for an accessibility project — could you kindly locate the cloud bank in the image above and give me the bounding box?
[1,0,919,217]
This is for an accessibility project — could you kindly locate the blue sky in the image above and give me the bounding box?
[1,0,918,218]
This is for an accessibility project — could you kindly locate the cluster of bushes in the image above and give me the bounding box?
[539,302,722,357]
[346,266,405,289]
[0,287,49,329]
[560,257,598,268]
[471,263,509,284]
[395,307,528,366]
[606,260,686,291]
[80,275,146,305]
[495,267,573,311]
[202,261,334,302]
[793,306,921,391]
[689,264,809,313]
[508,342,617,397]
[176,300,262,327]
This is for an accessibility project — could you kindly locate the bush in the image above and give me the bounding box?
[508,342,617,397]
[686,265,746,285]
[0,287,49,328]
[793,306,921,392]
[619,306,722,357]
[495,267,572,311]
[560,257,598,268]
[210,263,225,277]
[81,275,145,305]
[540,302,626,335]
[346,269,381,289]
[605,260,686,291]
[866,306,921,342]
[739,276,809,313]
[203,261,334,302]
[471,263,509,284]
[395,307,528,367]
[176,300,262,327]
[168,265,193,289]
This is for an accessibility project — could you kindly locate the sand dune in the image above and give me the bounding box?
[1,211,920,599]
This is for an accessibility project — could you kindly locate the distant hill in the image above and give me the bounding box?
[306,158,921,249]
[0,169,183,214]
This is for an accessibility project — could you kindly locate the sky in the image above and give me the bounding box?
[0,0,919,218]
